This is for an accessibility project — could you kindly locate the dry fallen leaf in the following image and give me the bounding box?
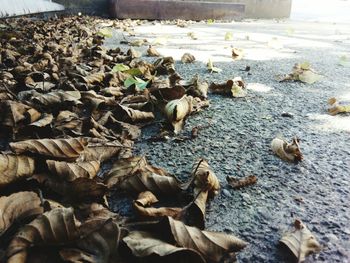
[281,63,322,84]
[280,219,321,262]
[60,218,121,263]
[164,95,193,133]
[225,32,233,41]
[0,192,44,236]
[123,231,205,262]
[133,191,183,219]
[207,59,222,73]
[9,138,88,161]
[6,207,81,263]
[0,154,35,187]
[187,32,198,40]
[192,159,220,196]
[226,175,257,189]
[46,160,100,181]
[232,48,244,60]
[328,97,350,115]
[209,77,247,98]
[271,137,303,163]
[147,45,161,57]
[104,156,183,195]
[181,53,196,63]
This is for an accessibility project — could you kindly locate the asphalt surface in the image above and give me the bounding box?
[106,19,350,262]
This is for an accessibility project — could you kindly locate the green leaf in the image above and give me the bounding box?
[124,77,148,90]
[97,28,113,38]
[207,19,215,25]
[224,32,233,41]
[112,64,130,72]
[124,68,142,76]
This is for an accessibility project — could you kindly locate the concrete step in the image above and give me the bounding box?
[109,0,246,20]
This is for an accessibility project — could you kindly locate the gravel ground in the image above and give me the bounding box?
[106,19,350,262]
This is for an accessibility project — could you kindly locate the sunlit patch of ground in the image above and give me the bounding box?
[308,113,350,132]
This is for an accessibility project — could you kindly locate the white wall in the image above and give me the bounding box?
[291,0,350,23]
[0,0,64,18]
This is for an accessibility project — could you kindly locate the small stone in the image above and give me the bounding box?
[222,189,232,198]
[241,193,251,202]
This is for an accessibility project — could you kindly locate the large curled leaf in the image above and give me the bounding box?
[133,191,183,219]
[6,207,81,263]
[104,156,183,195]
[0,154,35,187]
[9,138,88,161]
[271,137,303,163]
[32,90,82,106]
[60,218,121,263]
[32,174,107,202]
[46,160,100,181]
[115,104,154,124]
[0,192,44,236]
[77,139,125,162]
[164,95,193,134]
[123,231,205,263]
[280,219,321,262]
[125,217,247,263]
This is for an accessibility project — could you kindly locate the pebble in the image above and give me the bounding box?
[241,193,251,202]
[222,189,232,198]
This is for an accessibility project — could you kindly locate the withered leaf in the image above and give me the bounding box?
[60,218,121,263]
[207,59,222,73]
[271,137,303,163]
[328,97,350,115]
[0,154,35,187]
[163,216,247,262]
[32,174,107,202]
[0,100,31,129]
[232,48,244,60]
[280,63,322,84]
[6,207,81,263]
[123,231,205,263]
[10,138,88,161]
[77,139,125,162]
[0,191,44,236]
[185,75,208,99]
[104,156,182,195]
[192,159,220,196]
[165,95,193,134]
[32,90,82,107]
[226,175,258,189]
[115,104,155,124]
[181,53,195,63]
[280,219,321,262]
[29,113,53,127]
[125,216,247,262]
[46,160,100,181]
[147,45,161,57]
[133,191,183,219]
[209,77,246,98]
[53,111,83,134]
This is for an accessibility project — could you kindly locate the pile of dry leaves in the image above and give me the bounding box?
[0,16,251,263]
